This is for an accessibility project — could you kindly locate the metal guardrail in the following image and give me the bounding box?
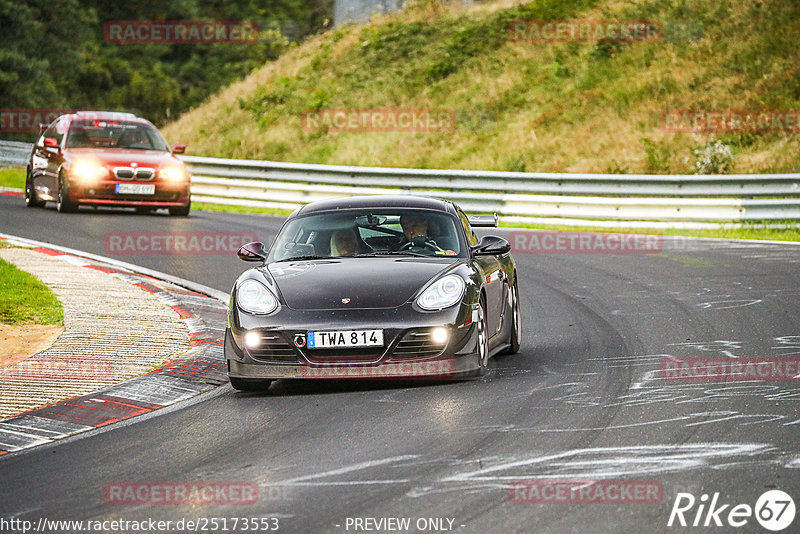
[182,155,800,224]
[4,141,799,226]
[184,156,800,197]
[0,140,33,167]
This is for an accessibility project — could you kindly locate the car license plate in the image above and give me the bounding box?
[116,183,155,195]
[308,329,383,348]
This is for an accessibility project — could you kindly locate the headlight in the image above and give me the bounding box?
[417,274,465,310]
[159,166,186,182]
[237,279,279,315]
[70,160,107,184]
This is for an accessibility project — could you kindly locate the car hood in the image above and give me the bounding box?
[267,257,457,310]
[65,148,180,168]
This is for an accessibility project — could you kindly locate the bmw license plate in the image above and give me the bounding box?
[116,183,155,195]
[308,330,383,348]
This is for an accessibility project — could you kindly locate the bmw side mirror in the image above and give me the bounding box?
[472,235,511,256]
[172,144,186,154]
[238,241,268,262]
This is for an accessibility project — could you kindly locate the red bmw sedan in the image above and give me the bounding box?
[26,111,191,216]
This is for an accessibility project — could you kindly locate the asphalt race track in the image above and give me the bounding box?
[1,196,799,533]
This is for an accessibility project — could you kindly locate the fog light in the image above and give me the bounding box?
[431,327,449,344]
[244,331,260,349]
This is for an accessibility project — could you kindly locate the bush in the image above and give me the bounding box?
[693,137,733,174]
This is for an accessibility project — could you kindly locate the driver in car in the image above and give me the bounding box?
[397,214,444,253]
[118,127,151,149]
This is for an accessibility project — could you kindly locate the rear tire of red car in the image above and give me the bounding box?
[25,170,45,208]
[56,172,77,213]
[169,199,190,217]
[230,377,273,392]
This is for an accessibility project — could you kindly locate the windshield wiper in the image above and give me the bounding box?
[366,251,430,257]
[275,255,333,262]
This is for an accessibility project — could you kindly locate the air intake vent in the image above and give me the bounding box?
[113,167,155,181]
[247,332,298,363]
[135,168,154,180]
[114,168,134,180]
[392,330,445,358]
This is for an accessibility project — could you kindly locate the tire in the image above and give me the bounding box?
[56,172,77,213]
[169,199,190,217]
[502,278,521,355]
[472,296,489,377]
[230,377,273,392]
[25,170,45,208]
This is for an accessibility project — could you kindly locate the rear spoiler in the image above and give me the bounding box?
[467,214,499,228]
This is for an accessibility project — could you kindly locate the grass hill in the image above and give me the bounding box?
[162,0,800,175]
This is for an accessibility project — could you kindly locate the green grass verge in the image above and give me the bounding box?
[0,168,25,190]
[0,252,64,326]
[193,201,295,216]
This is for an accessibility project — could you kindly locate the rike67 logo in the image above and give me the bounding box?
[668,490,795,531]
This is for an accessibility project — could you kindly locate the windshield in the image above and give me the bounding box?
[65,119,170,151]
[270,208,465,261]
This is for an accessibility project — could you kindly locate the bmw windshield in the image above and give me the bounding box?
[65,119,170,151]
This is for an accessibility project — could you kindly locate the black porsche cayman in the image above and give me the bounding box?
[224,195,521,391]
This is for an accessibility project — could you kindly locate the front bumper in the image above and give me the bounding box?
[225,303,482,380]
[68,179,190,207]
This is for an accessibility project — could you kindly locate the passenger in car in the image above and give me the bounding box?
[331,229,358,256]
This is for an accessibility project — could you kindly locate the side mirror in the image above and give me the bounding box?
[238,241,268,262]
[472,235,511,256]
[43,137,59,149]
[172,144,186,154]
